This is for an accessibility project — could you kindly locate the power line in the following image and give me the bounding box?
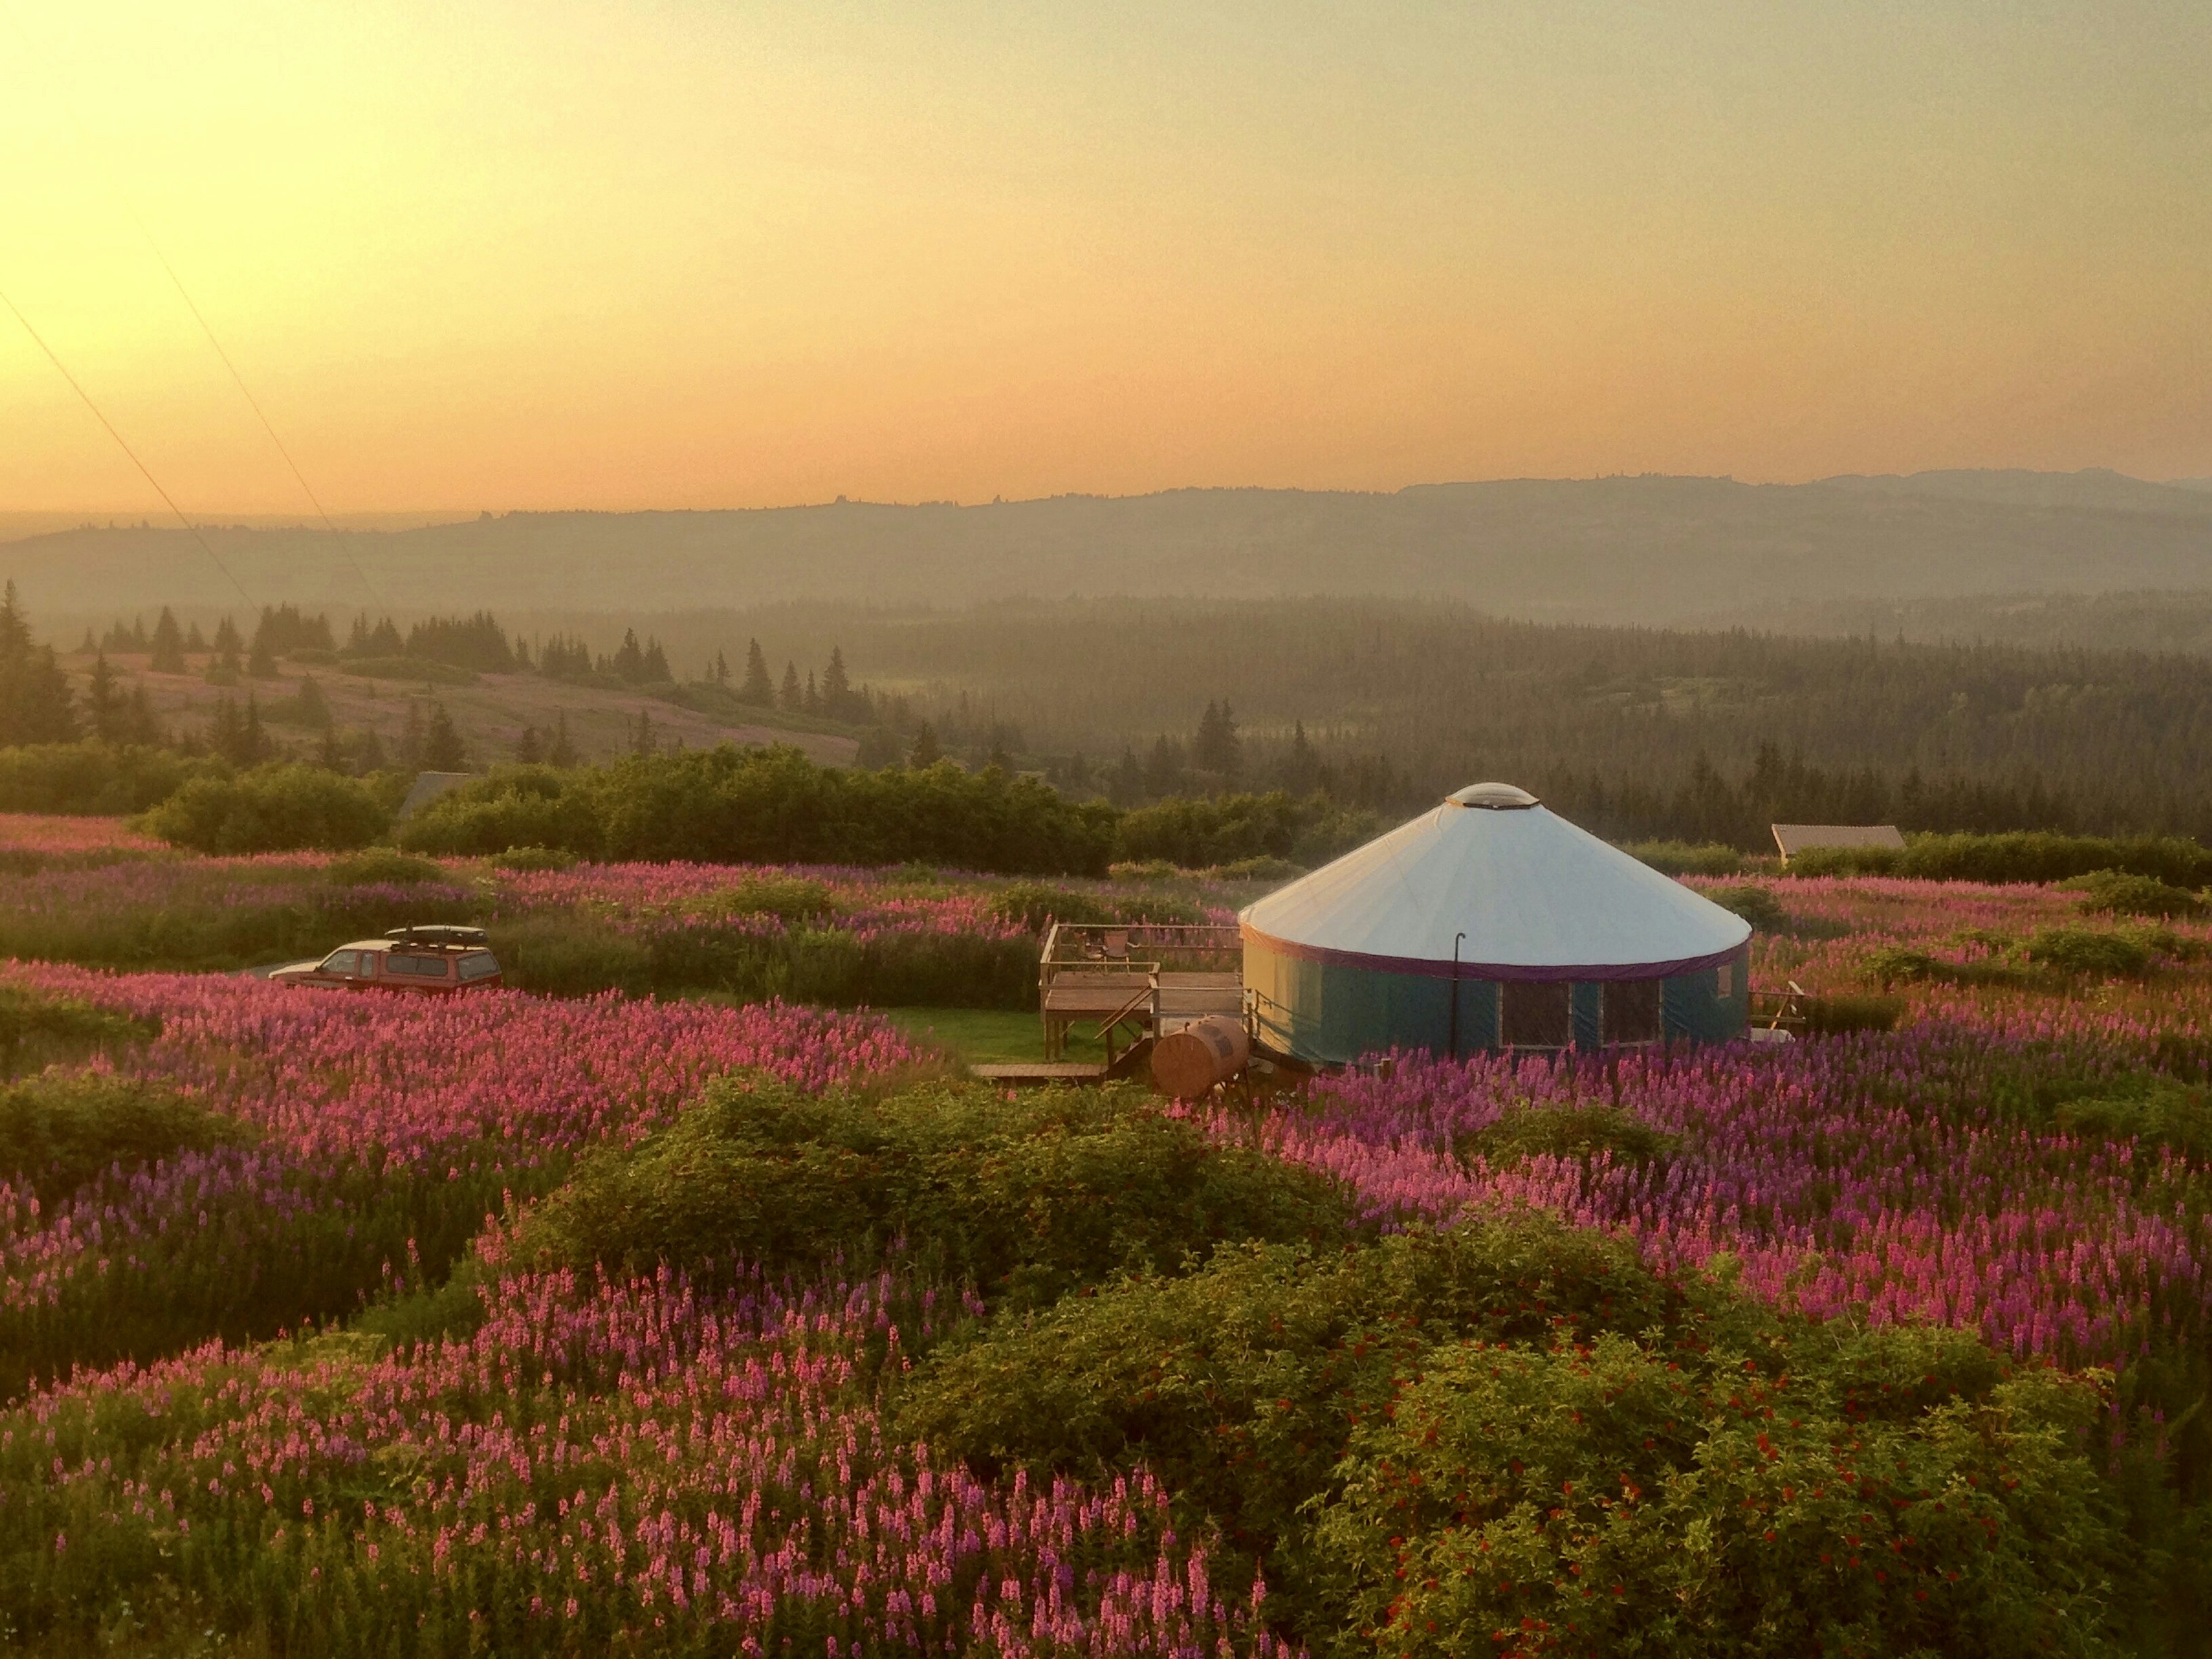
[124,226,387,611]
[3,0,384,611]
[0,283,255,608]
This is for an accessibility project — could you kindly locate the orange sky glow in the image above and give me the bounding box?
[2,1,2207,514]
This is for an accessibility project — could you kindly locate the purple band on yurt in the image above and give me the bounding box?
[1241,923,1744,984]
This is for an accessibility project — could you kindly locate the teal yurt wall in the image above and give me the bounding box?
[1241,783,1753,1066]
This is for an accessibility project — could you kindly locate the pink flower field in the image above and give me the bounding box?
[8,864,2212,1653]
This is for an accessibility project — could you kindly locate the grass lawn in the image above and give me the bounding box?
[879,1006,1135,1066]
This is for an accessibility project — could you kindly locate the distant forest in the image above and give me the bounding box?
[643,597,2212,849]
[42,592,2212,850]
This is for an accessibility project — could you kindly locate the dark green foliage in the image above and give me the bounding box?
[0,581,78,745]
[1792,831,2212,888]
[402,611,514,672]
[514,1076,1348,1310]
[2025,926,2155,978]
[1457,1103,1677,1171]
[335,654,477,684]
[1802,992,1906,1034]
[0,986,153,1076]
[990,879,1123,930]
[399,745,1120,874]
[390,763,600,855]
[0,1071,249,1205]
[1115,790,1379,870]
[141,763,390,853]
[0,1134,557,1404]
[0,742,221,815]
[900,1219,2130,1656]
[2062,870,2205,918]
[2048,1074,2212,1164]
[1706,881,1789,931]
[987,880,1211,932]
[324,847,448,887]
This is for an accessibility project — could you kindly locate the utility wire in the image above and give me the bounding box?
[0,283,255,608]
[125,227,387,611]
[3,0,384,611]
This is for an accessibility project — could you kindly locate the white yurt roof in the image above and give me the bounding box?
[1240,783,1751,980]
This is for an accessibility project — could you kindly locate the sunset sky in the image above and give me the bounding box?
[1,1,2206,514]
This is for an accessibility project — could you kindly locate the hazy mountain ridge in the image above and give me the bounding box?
[11,469,2211,628]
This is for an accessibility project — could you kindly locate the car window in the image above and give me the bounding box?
[385,953,450,978]
[318,949,360,976]
[457,950,501,981]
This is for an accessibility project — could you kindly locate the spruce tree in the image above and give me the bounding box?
[184,622,208,653]
[124,685,162,746]
[741,639,775,706]
[242,694,268,764]
[0,584,78,745]
[713,648,730,687]
[821,647,854,718]
[514,724,543,764]
[780,661,803,711]
[631,708,657,755]
[804,670,819,715]
[423,702,466,770]
[150,608,187,674]
[87,652,122,743]
[247,627,281,680]
[907,721,942,767]
[548,710,578,767]
[399,700,427,771]
[295,675,331,728]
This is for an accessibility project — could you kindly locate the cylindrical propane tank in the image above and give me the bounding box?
[1150,1015,1251,1098]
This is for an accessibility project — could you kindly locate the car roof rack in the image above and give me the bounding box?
[384,924,488,948]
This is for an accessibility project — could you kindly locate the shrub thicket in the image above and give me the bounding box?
[0,742,224,815]
[141,763,390,854]
[400,747,1119,874]
[1790,830,2212,887]
[900,1221,2130,1656]
[514,1075,1347,1310]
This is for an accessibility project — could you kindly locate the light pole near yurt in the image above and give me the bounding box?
[1240,783,1752,1065]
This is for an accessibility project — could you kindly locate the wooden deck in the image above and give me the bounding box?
[971,1062,1111,1084]
[1037,922,1247,1062]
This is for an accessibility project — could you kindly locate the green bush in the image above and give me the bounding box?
[402,747,1120,875]
[1790,831,2212,887]
[899,1218,2127,1654]
[1706,881,1789,931]
[0,986,153,1076]
[0,1071,250,1203]
[2052,1075,2212,1163]
[2024,926,2154,978]
[514,1075,1347,1310]
[1623,839,1747,877]
[394,764,604,858]
[1803,992,1906,1034]
[140,763,389,854]
[0,741,224,815]
[324,847,449,887]
[990,880,1122,931]
[1456,1103,1677,1171]
[2061,870,2205,918]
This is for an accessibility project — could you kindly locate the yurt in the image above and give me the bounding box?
[1241,783,1751,1064]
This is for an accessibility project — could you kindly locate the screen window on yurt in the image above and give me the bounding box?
[1501,980,1571,1048]
[1603,979,1662,1044]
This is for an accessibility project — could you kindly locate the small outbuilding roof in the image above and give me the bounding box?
[1770,823,1906,861]
[1241,784,1751,982]
[397,771,473,821]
